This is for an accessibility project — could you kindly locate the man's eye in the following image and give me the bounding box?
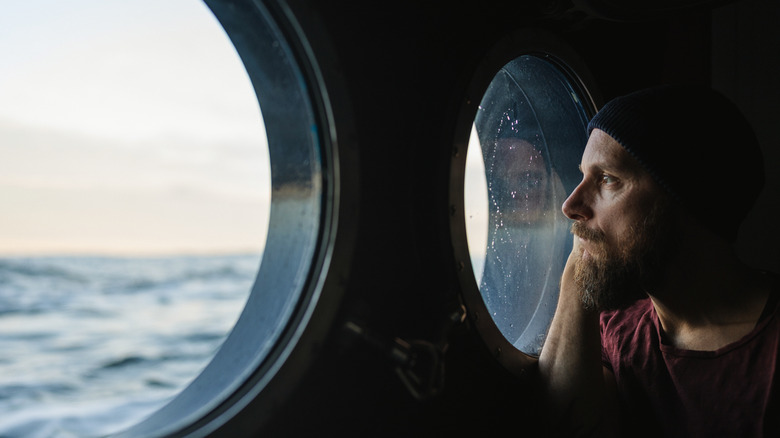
[601,173,618,185]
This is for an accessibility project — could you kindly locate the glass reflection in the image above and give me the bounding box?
[465,55,589,355]
[476,106,569,355]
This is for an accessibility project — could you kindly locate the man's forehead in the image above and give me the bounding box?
[581,129,645,174]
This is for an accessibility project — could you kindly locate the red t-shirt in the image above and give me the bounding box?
[601,275,780,437]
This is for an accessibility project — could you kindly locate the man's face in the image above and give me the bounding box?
[562,129,677,311]
[490,139,549,226]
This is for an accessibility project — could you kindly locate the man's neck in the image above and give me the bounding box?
[646,229,771,351]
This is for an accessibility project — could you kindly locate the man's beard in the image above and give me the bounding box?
[571,197,678,312]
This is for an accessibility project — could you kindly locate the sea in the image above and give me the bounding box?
[0,253,260,438]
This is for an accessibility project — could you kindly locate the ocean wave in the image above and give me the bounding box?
[0,382,77,402]
[0,253,253,438]
[99,356,149,370]
[0,395,170,438]
[0,260,89,284]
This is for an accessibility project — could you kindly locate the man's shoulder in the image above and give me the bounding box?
[600,297,654,328]
[599,298,659,370]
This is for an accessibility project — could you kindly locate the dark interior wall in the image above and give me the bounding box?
[712,0,780,272]
[229,1,779,436]
[564,12,712,102]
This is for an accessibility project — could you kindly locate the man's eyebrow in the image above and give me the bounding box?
[577,163,599,174]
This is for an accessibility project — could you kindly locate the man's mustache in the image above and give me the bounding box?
[571,222,606,243]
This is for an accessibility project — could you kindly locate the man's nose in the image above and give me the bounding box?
[561,182,592,221]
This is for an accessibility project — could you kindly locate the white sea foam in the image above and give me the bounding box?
[0,254,258,438]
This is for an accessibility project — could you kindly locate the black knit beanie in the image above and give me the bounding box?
[587,84,765,242]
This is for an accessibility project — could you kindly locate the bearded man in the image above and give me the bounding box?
[537,84,778,437]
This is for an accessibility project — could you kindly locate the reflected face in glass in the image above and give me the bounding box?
[489,138,551,228]
[465,54,593,355]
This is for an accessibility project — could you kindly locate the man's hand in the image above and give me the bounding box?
[537,234,617,437]
[561,235,582,302]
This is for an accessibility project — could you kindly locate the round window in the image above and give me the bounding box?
[114,1,334,435]
[0,0,336,436]
[0,1,270,436]
[462,53,595,357]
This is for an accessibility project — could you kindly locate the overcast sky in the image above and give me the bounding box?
[0,0,270,256]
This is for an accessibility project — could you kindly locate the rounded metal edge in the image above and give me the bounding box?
[449,27,600,377]
[192,0,361,435]
[109,0,359,436]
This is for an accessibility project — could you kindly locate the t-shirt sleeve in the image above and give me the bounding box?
[600,310,616,372]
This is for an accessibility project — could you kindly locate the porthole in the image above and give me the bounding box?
[113,0,340,436]
[0,1,269,437]
[1,0,340,437]
[454,33,597,368]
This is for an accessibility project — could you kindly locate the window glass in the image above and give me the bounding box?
[112,0,327,435]
[465,55,590,355]
[0,1,269,436]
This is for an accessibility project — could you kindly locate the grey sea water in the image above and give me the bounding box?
[0,254,259,438]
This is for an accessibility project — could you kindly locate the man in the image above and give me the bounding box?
[537,84,777,437]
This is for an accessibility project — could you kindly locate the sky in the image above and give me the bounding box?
[0,0,271,256]
[465,125,488,277]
